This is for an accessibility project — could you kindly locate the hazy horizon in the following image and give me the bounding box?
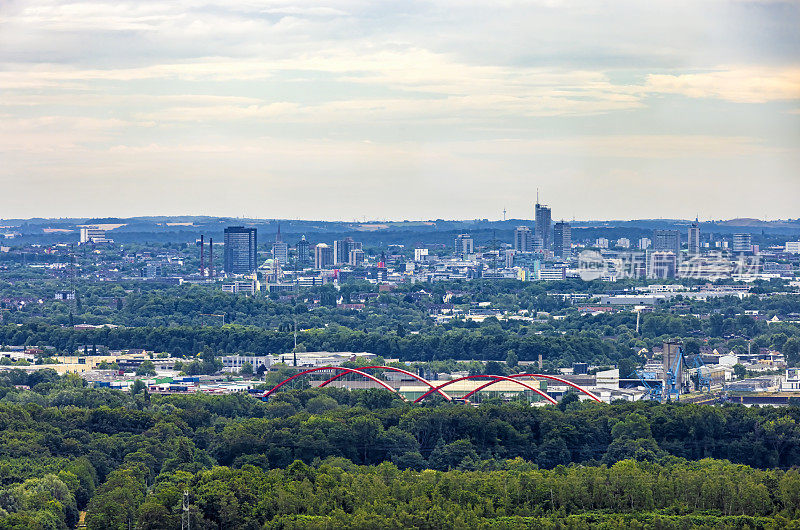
[2,214,799,226]
[2,0,799,220]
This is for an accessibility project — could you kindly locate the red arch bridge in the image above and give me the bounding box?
[261,366,601,404]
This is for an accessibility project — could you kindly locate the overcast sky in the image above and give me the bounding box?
[1,0,798,221]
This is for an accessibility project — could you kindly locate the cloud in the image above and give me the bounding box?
[0,0,798,219]
[646,68,800,103]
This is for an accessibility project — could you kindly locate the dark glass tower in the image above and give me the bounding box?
[535,202,552,249]
[223,226,257,275]
[553,222,572,258]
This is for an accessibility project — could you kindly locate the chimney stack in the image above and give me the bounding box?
[209,238,214,278]
[200,235,205,277]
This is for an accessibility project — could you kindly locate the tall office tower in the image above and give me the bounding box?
[535,202,552,249]
[553,221,572,258]
[296,235,310,265]
[653,229,680,255]
[333,237,360,265]
[688,220,700,255]
[348,248,365,266]
[638,237,652,250]
[271,225,288,266]
[648,251,677,279]
[454,234,474,257]
[514,226,533,252]
[314,243,334,269]
[223,226,257,275]
[733,233,752,253]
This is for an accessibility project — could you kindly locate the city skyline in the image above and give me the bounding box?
[1,1,798,220]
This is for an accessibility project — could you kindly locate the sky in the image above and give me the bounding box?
[1,0,799,221]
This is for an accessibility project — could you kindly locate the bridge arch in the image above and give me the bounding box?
[414,374,558,404]
[263,367,402,399]
[510,373,602,402]
[318,365,452,401]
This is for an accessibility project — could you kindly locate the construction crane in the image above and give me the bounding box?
[691,356,712,393]
[631,369,662,401]
[663,348,685,402]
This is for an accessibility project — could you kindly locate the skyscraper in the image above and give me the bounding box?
[348,248,365,266]
[653,229,680,255]
[223,226,257,275]
[688,220,700,255]
[314,243,333,269]
[535,202,552,250]
[553,222,571,258]
[333,237,361,265]
[271,224,288,266]
[454,234,474,257]
[296,235,310,265]
[733,233,752,253]
[648,251,677,279]
[514,226,533,252]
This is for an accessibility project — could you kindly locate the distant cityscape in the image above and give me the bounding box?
[14,202,795,295]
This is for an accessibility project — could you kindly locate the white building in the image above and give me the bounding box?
[539,267,566,281]
[638,237,652,250]
[785,242,800,254]
[80,227,110,244]
[733,233,752,253]
[781,368,800,391]
[414,248,429,261]
[221,278,259,295]
[221,355,273,373]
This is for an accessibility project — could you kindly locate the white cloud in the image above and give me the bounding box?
[0,0,798,218]
[646,68,800,103]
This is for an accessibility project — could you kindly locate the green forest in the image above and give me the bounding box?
[1,369,800,528]
[2,280,799,373]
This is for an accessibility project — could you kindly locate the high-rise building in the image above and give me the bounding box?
[333,237,360,265]
[535,202,552,249]
[296,236,310,265]
[514,226,533,252]
[638,237,652,250]
[733,233,752,253]
[271,225,288,266]
[454,234,474,257]
[616,238,631,249]
[348,248,365,266]
[596,238,609,249]
[223,226,257,275]
[648,251,677,279]
[688,221,700,255]
[653,229,680,256]
[553,222,571,258]
[314,243,333,269]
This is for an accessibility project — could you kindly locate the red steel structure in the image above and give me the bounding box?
[461,373,601,403]
[511,373,602,402]
[262,366,401,399]
[317,365,452,401]
[262,366,601,405]
[413,374,558,404]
